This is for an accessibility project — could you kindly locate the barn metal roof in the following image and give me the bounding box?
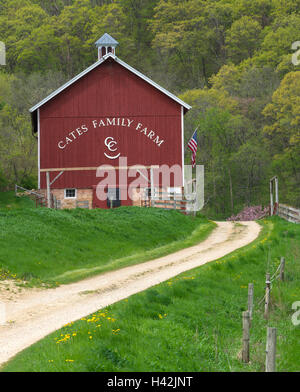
[29,53,191,132]
[95,33,119,47]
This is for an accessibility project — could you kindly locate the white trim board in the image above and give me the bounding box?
[181,105,185,187]
[37,108,40,189]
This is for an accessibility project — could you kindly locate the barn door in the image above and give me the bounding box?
[107,187,121,208]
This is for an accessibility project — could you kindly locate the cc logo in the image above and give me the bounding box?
[104,137,121,160]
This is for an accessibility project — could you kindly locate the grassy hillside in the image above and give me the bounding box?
[0,194,215,285]
[0,191,35,209]
[2,217,299,372]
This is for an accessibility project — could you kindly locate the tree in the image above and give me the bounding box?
[121,0,159,67]
[150,0,234,89]
[0,70,67,188]
[225,16,263,64]
[263,71,300,206]
[0,2,50,72]
[241,14,300,72]
[196,108,245,214]
[230,0,274,27]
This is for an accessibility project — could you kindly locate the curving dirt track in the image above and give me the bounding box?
[0,221,261,367]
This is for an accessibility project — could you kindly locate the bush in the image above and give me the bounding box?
[19,174,37,190]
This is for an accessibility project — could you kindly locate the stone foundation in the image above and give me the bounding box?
[40,188,93,209]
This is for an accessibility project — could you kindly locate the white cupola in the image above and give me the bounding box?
[95,33,119,60]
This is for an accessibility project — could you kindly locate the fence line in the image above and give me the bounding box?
[15,184,57,209]
[145,189,197,214]
[278,204,300,224]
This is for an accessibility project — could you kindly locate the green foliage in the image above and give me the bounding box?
[263,71,300,207]
[0,190,35,208]
[225,16,263,64]
[0,70,67,189]
[150,0,234,88]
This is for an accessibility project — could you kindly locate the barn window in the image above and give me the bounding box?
[65,188,77,199]
[107,188,121,208]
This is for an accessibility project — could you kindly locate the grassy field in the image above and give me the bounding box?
[2,217,299,372]
[0,192,215,285]
[0,191,35,209]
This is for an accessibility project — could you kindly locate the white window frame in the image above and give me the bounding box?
[64,188,77,199]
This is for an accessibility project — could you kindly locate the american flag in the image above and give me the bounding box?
[187,129,198,168]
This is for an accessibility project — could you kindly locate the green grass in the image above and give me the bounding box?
[0,192,215,285]
[0,191,35,209]
[2,217,299,372]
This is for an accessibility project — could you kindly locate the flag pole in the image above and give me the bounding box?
[185,127,198,152]
[186,127,199,183]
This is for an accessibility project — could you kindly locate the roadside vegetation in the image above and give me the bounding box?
[0,192,215,285]
[2,217,299,372]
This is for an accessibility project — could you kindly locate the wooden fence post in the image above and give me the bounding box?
[248,283,254,324]
[264,273,271,319]
[279,257,285,282]
[270,181,274,216]
[265,327,277,372]
[150,167,154,208]
[242,311,250,363]
[275,177,279,213]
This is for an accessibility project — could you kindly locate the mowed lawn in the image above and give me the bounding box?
[0,192,215,285]
[2,217,300,372]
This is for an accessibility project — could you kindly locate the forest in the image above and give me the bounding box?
[0,0,299,218]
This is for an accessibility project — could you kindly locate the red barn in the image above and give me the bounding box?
[30,33,191,209]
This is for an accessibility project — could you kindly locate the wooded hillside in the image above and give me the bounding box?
[0,0,299,217]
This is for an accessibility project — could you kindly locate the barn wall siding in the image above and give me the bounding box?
[40,60,180,118]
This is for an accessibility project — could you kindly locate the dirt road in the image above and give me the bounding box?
[0,221,261,367]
